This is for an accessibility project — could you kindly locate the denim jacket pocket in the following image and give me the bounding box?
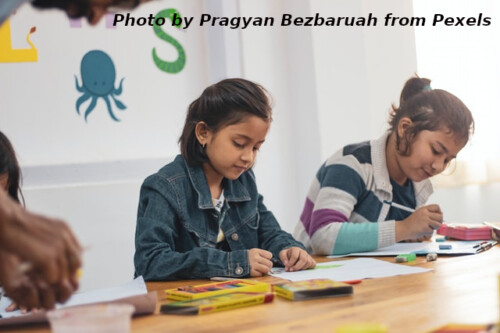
[240,209,259,231]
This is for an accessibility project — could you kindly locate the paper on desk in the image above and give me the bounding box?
[270,258,432,282]
[326,241,486,258]
[0,276,156,327]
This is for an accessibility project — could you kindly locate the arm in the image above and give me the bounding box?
[301,162,395,255]
[255,193,306,264]
[0,189,81,308]
[134,176,250,280]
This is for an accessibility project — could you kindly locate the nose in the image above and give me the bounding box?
[240,147,254,165]
[431,157,447,174]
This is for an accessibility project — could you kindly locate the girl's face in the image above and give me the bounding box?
[0,173,8,191]
[397,128,465,182]
[200,115,270,181]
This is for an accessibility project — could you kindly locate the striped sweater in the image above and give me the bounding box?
[293,132,433,255]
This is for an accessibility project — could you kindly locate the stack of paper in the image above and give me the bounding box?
[0,276,156,327]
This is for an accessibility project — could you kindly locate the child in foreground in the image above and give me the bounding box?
[134,78,315,280]
[294,77,474,255]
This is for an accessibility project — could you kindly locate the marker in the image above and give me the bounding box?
[439,244,452,250]
[478,241,497,253]
[383,200,415,213]
[342,279,362,285]
[473,241,488,249]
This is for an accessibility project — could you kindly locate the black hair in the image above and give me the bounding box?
[388,76,474,155]
[179,78,272,166]
[0,131,24,205]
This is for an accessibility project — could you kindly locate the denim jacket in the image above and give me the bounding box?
[134,155,305,281]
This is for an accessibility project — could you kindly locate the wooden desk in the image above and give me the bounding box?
[4,246,499,333]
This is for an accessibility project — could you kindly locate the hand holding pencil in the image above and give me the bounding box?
[395,204,443,242]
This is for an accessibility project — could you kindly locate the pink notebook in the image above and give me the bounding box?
[437,223,492,240]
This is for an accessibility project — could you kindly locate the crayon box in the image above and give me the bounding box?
[273,279,353,301]
[165,279,271,301]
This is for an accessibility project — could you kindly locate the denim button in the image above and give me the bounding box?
[231,233,239,241]
[235,265,243,275]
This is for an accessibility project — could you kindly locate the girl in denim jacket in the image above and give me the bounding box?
[134,78,315,280]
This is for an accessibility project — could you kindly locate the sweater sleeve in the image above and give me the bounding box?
[296,159,395,255]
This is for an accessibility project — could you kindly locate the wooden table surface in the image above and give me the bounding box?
[3,246,499,333]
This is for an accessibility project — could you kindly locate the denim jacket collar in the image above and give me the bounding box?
[182,156,251,210]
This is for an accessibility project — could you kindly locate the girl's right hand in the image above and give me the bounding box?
[396,204,443,242]
[248,248,273,277]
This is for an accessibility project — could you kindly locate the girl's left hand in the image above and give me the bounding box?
[279,247,316,272]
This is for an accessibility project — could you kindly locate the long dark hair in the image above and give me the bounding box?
[0,131,24,205]
[388,77,474,155]
[179,78,272,166]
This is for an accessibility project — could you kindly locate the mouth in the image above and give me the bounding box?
[422,169,433,178]
[234,166,248,173]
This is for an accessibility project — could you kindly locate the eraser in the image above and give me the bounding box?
[426,253,438,261]
[395,255,408,263]
[396,253,416,262]
[439,244,452,250]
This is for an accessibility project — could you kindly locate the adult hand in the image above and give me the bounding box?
[0,189,82,292]
[279,247,316,272]
[248,248,273,277]
[0,251,76,309]
[396,204,443,242]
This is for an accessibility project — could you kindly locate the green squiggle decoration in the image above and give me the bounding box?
[152,8,186,74]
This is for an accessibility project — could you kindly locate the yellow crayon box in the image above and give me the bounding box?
[160,292,274,315]
[273,279,353,301]
[165,279,270,301]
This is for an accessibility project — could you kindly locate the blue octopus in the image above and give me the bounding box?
[75,50,126,122]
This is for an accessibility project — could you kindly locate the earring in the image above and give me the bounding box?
[202,143,206,149]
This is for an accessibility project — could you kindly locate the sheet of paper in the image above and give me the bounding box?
[484,221,500,231]
[0,276,156,326]
[270,258,432,282]
[326,241,487,258]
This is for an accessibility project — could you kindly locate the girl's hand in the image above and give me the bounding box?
[279,247,316,272]
[401,235,432,242]
[248,248,273,277]
[396,204,443,242]
[492,229,500,241]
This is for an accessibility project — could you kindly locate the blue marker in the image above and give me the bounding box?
[439,244,452,250]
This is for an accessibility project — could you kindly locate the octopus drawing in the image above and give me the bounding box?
[75,50,126,122]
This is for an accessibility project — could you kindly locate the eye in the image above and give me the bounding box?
[431,146,441,155]
[233,141,244,149]
[253,146,260,152]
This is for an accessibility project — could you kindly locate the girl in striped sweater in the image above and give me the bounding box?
[294,77,474,255]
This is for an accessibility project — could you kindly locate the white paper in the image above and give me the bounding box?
[326,241,485,258]
[484,221,500,231]
[270,258,432,282]
[0,276,156,326]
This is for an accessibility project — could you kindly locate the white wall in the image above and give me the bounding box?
[413,0,500,223]
[309,0,417,158]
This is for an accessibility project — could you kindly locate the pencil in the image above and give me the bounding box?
[383,200,415,213]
